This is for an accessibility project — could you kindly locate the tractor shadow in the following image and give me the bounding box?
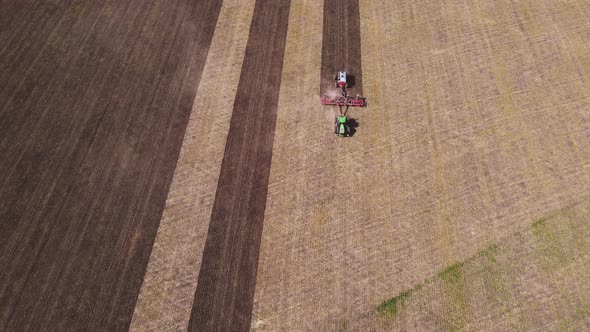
[347,74,356,89]
[348,118,359,137]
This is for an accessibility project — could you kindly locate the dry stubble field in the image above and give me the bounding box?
[251,0,590,330]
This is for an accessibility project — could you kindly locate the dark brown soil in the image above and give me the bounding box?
[188,0,291,330]
[321,0,363,97]
[0,0,221,330]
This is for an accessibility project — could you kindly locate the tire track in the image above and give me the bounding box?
[321,0,363,97]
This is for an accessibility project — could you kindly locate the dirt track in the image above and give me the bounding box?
[0,1,221,329]
[321,0,363,97]
[188,0,291,330]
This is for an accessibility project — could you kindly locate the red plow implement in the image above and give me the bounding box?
[320,95,367,107]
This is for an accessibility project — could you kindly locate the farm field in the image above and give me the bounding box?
[0,0,589,330]
[130,1,257,330]
[0,0,221,330]
[251,0,590,330]
[361,199,590,331]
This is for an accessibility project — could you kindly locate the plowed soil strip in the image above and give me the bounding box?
[0,1,221,330]
[129,1,257,330]
[321,0,363,96]
[188,0,291,330]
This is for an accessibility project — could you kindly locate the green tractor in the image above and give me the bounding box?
[334,116,351,137]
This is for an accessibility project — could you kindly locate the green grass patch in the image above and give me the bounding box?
[438,262,464,283]
[478,244,500,263]
[438,262,469,331]
[376,290,412,319]
[531,216,568,272]
[576,305,590,318]
[531,217,548,236]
